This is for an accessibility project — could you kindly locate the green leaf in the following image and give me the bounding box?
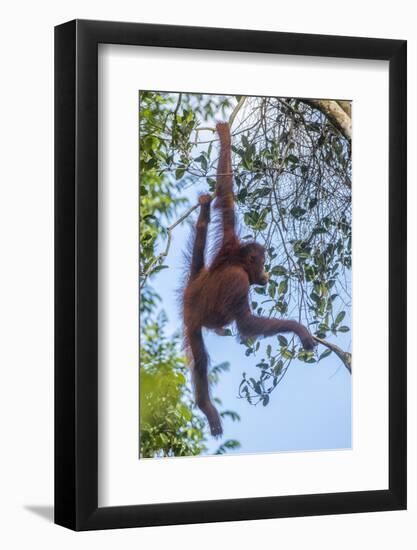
[278,335,288,347]
[290,206,307,219]
[310,291,320,303]
[241,135,249,149]
[271,265,287,276]
[237,188,248,202]
[223,439,241,449]
[175,167,186,180]
[201,156,208,170]
[151,265,169,274]
[338,325,350,332]
[282,348,294,360]
[335,311,346,325]
[207,177,217,191]
[319,348,332,361]
[244,211,259,227]
[278,279,288,295]
[220,410,241,422]
[254,287,266,295]
[256,187,271,197]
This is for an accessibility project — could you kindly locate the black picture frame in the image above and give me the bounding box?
[55,19,407,531]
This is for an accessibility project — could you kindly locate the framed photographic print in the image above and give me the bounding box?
[55,19,406,530]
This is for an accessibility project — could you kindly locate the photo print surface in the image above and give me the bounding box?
[139,92,352,459]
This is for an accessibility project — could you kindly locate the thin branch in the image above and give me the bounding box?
[314,336,352,374]
[229,96,247,127]
[140,192,216,287]
[195,126,216,133]
[194,96,247,134]
[172,92,182,119]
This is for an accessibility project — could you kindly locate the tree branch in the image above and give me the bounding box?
[301,99,352,141]
[337,100,352,118]
[140,192,217,288]
[229,96,246,127]
[314,336,352,374]
[195,96,247,134]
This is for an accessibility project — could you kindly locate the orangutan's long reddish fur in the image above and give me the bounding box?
[182,122,315,436]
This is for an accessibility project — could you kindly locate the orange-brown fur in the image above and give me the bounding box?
[182,122,315,436]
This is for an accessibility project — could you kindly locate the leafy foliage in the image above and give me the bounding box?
[139,91,190,296]
[140,314,240,457]
[232,98,352,402]
[140,314,207,458]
